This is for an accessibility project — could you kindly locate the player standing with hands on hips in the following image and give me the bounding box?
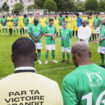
[43,19,58,64]
[28,17,43,64]
[60,22,72,64]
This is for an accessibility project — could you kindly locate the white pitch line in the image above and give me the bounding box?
[0,62,101,75]
[38,65,75,73]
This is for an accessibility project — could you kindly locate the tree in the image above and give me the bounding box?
[54,0,63,11]
[2,2,9,12]
[27,4,38,10]
[13,3,24,13]
[85,0,98,11]
[74,1,85,12]
[34,0,45,8]
[98,0,105,12]
[43,0,57,11]
[61,0,74,11]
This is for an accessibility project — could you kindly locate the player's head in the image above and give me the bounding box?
[24,14,27,18]
[82,20,87,27]
[60,13,62,17]
[30,13,32,17]
[49,18,54,26]
[11,38,37,68]
[54,16,57,19]
[34,16,39,25]
[77,13,79,17]
[89,14,92,19]
[96,13,99,18]
[63,21,67,29]
[71,41,91,67]
[65,15,68,18]
[101,17,105,25]
[3,15,5,18]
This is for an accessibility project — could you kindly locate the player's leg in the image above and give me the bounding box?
[45,50,49,64]
[22,28,25,35]
[67,52,70,64]
[61,47,65,63]
[37,49,42,64]
[5,27,8,35]
[2,27,4,35]
[9,28,12,35]
[100,53,105,67]
[66,48,71,64]
[52,50,58,63]
[13,26,16,35]
[51,44,58,63]
[20,28,22,35]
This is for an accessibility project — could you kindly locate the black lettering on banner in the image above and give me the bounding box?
[5,90,44,105]
[29,90,40,95]
[9,91,27,97]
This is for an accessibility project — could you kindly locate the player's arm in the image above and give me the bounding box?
[62,79,78,105]
[69,29,73,38]
[28,26,37,41]
[99,36,105,42]
[43,26,53,37]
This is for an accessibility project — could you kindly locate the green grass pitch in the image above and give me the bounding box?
[0,35,101,89]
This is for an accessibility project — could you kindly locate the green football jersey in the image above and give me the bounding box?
[24,17,29,26]
[60,28,72,48]
[99,25,105,47]
[62,64,105,105]
[43,25,57,45]
[13,18,18,26]
[59,17,65,26]
[28,23,43,43]
[94,18,101,27]
[1,17,7,26]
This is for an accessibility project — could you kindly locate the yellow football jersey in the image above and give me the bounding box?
[40,18,47,28]
[19,16,24,28]
[54,19,59,32]
[7,16,13,29]
[29,17,34,24]
[72,17,77,31]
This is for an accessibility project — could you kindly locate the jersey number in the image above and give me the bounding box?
[82,91,105,105]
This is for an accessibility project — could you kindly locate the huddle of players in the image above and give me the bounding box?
[0,14,34,35]
[28,13,102,65]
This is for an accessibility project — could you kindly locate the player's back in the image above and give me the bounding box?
[63,64,105,105]
[0,72,63,105]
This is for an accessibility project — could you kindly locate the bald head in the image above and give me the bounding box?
[72,42,91,67]
[34,16,39,25]
[101,17,105,25]
[72,41,89,57]
[34,16,38,21]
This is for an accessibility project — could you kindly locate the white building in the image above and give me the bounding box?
[0,0,34,13]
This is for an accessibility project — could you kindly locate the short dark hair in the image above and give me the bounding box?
[49,18,54,22]
[12,38,35,57]
[77,13,79,17]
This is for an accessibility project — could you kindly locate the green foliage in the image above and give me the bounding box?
[35,0,45,8]
[13,3,24,13]
[2,2,9,12]
[98,0,105,12]
[74,1,85,12]
[85,0,98,11]
[27,4,39,10]
[62,0,74,11]
[54,0,63,11]
[43,0,57,11]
